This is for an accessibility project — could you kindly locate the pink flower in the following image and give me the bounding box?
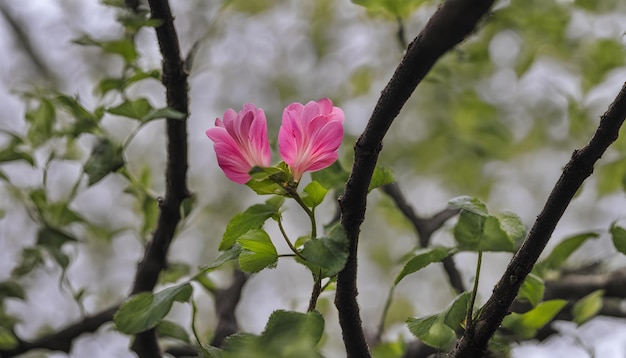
[206,104,271,184]
[278,98,344,181]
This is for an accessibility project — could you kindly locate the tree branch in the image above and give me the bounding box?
[0,306,118,357]
[544,267,626,300]
[449,81,626,357]
[210,270,249,347]
[336,1,495,356]
[129,0,189,356]
[382,183,463,293]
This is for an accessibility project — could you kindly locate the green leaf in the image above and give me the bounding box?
[597,158,626,195]
[395,247,455,285]
[368,166,395,192]
[451,197,525,252]
[249,165,287,181]
[0,326,18,350]
[107,98,153,120]
[237,229,278,273]
[310,161,349,192]
[74,36,138,63]
[302,181,329,208]
[142,107,186,123]
[223,310,324,358]
[55,94,100,135]
[220,196,284,250]
[442,292,471,329]
[36,227,78,249]
[581,39,626,91]
[156,320,190,343]
[114,283,192,334]
[406,292,470,351]
[534,232,599,276]
[260,310,324,348]
[480,214,518,252]
[247,164,292,195]
[25,99,56,146]
[407,315,456,351]
[0,146,34,166]
[97,78,125,96]
[501,299,567,339]
[572,290,604,326]
[200,345,223,358]
[84,137,125,185]
[222,333,261,357]
[448,196,489,216]
[159,262,191,284]
[11,248,43,277]
[300,224,349,278]
[610,224,626,256]
[181,195,196,219]
[141,195,159,239]
[96,70,161,96]
[200,245,243,272]
[371,338,405,358]
[117,10,163,35]
[246,179,287,196]
[0,309,19,330]
[352,0,429,19]
[518,273,545,307]
[495,211,527,247]
[46,202,84,227]
[0,281,26,300]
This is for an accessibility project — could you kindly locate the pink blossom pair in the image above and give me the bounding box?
[206,98,344,184]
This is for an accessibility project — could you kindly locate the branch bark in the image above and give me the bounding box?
[382,183,463,293]
[336,1,495,356]
[449,81,626,357]
[0,306,118,357]
[129,0,189,356]
[210,270,249,347]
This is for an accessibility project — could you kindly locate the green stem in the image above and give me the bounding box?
[376,285,396,342]
[466,251,483,333]
[277,217,307,261]
[285,186,317,240]
[320,277,335,292]
[191,297,211,357]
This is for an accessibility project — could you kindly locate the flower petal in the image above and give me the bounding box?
[278,98,344,181]
[206,104,271,184]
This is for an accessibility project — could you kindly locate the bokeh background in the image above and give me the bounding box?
[2,0,626,357]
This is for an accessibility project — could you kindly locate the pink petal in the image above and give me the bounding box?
[277,98,344,181]
[206,104,271,184]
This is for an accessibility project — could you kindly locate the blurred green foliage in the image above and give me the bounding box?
[1,0,626,356]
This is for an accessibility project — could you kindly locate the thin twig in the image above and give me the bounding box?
[450,81,626,357]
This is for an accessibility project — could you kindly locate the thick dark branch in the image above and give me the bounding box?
[544,267,626,300]
[403,267,626,358]
[210,270,249,347]
[336,1,495,357]
[0,306,118,357]
[450,82,626,358]
[131,0,190,294]
[129,0,189,356]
